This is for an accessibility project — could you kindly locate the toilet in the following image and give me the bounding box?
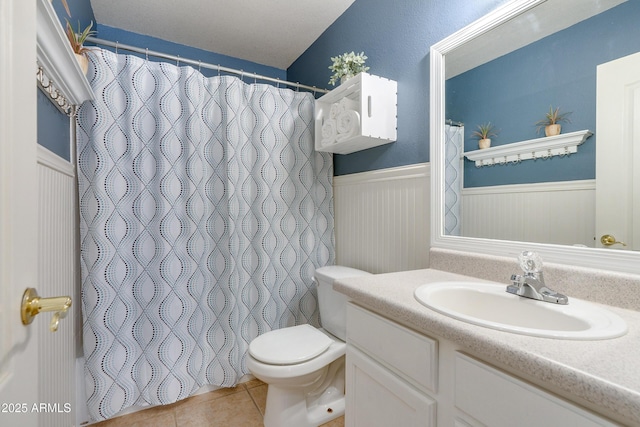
[246,265,371,427]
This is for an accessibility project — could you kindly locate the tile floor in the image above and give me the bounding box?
[90,379,344,427]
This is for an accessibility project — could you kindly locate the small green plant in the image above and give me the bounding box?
[328,51,370,86]
[535,106,572,134]
[471,122,498,140]
[59,0,71,16]
[65,20,96,57]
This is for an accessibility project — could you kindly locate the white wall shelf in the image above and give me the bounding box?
[37,0,94,115]
[464,130,593,167]
[315,73,397,155]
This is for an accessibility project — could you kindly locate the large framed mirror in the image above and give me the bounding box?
[430,0,640,274]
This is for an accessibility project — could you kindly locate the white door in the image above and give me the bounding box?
[0,0,40,426]
[595,52,640,250]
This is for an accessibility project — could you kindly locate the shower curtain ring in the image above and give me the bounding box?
[176,55,180,66]
[296,83,300,92]
[218,65,221,76]
[240,70,244,81]
[198,60,202,72]
[145,48,149,61]
[115,41,119,54]
[276,78,280,88]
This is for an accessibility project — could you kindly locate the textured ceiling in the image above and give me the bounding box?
[89,0,355,69]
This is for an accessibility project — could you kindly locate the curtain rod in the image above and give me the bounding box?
[85,36,329,95]
[445,119,464,127]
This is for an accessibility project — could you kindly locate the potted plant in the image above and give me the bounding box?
[472,122,498,149]
[65,20,96,75]
[328,51,370,86]
[56,0,71,16]
[535,106,572,137]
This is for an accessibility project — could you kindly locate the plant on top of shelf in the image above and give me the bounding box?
[65,19,96,74]
[535,105,572,137]
[471,122,498,149]
[61,0,71,16]
[328,51,370,86]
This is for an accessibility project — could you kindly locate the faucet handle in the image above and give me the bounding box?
[518,251,543,274]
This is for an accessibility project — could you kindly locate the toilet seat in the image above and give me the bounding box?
[249,324,333,365]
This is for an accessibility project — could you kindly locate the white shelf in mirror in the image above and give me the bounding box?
[37,0,93,114]
[463,130,592,167]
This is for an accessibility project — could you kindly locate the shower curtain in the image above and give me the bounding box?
[444,124,463,236]
[76,49,334,421]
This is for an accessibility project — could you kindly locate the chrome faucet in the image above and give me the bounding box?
[507,251,568,305]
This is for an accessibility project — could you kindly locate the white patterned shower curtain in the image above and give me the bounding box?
[444,124,463,236]
[76,49,334,421]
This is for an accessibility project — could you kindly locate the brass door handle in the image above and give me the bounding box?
[600,234,627,247]
[21,288,72,332]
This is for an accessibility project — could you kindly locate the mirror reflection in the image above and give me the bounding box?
[443,0,640,250]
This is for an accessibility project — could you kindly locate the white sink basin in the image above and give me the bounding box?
[414,281,627,340]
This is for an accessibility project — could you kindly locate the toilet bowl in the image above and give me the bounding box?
[246,266,371,427]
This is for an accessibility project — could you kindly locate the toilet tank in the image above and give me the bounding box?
[314,266,371,341]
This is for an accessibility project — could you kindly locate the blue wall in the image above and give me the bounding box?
[38,90,71,160]
[287,0,508,176]
[446,1,640,187]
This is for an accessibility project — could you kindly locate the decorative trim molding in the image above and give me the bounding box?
[36,0,93,113]
[464,130,592,167]
[37,145,75,178]
[334,163,430,186]
[462,179,595,196]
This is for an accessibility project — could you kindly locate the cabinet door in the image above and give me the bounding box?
[455,353,618,427]
[346,346,436,427]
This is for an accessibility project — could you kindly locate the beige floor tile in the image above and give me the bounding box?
[179,385,245,406]
[175,389,263,427]
[321,415,345,427]
[247,384,268,415]
[242,378,265,390]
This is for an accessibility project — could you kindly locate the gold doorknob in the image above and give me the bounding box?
[21,288,72,332]
[600,234,627,247]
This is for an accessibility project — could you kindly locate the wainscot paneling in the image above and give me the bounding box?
[333,163,430,273]
[461,180,596,247]
[37,145,77,427]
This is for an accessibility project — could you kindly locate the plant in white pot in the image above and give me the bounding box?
[328,51,370,86]
[472,122,498,149]
[535,106,572,137]
[65,20,96,75]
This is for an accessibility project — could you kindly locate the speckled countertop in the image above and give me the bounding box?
[334,269,640,427]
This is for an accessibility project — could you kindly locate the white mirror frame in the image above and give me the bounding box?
[429,0,640,274]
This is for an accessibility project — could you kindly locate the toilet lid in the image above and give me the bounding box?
[249,324,333,365]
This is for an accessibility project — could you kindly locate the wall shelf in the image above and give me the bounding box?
[315,73,397,155]
[463,130,593,167]
[37,0,94,115]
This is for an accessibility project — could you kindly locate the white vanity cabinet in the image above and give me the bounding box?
[454,353,618,427]
[345,303,437,427]
[345,303,619,427]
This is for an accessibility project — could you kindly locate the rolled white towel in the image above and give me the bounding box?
[329,103,341,119]
[321,119,338,146]
[336,109,360,141]
[339,97,358,112]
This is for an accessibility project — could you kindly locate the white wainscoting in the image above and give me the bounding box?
[461,180,596,247]
[333,163,430,274]
[37,146,77,427]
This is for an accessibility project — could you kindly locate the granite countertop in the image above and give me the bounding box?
[334,268,640,427]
